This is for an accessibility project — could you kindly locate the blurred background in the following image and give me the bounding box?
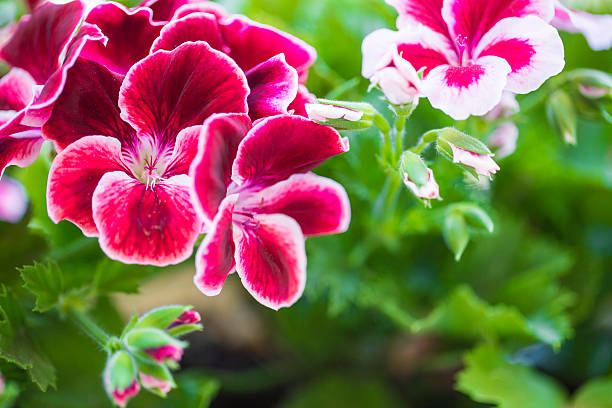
[1,0,612,407]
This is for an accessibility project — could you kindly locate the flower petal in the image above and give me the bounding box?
[190,113,251,224]
[245,54,299,121]
[361,27,455,79]
[119,41,249,146]
[552,1,612,51]
[475,15,564,94]
[240,173,351,236]
[0,1,85,84]
[0,176,28,224]
[441,0,555,51]
[0,68,36,111]
[47,136,125,237]
[150,12,224,53]
[233,213,306,310]
[194,194,238,296]
[171,2,228,20]
[92,172,202,266]
[386,0,448,35]
[232,115,349,187]
[164,125,201,177]
[42,58,135,151]
[219,16,316,81]
[82,3,163,75]
[25,22,107,126]
[139,0,205,21]
[421,56,511,120]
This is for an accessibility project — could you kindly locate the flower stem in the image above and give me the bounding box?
[67,307,111,348]
[394,114,407,161]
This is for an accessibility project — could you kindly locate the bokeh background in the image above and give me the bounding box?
[1,0,612,407]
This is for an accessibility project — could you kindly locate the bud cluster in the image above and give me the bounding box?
[102,306,202,407]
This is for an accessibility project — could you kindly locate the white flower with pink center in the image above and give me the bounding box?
[363,0,565,120]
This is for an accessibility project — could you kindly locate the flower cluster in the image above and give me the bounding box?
[362,0,566,120]
[0,0,350,310]
[102,305,202,406]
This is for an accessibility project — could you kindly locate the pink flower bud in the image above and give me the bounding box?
[112,380,140,408]
[145,345,183,363]
[449,144,500,178]
[305,104,363,123]
[485,92,519,121]
[168,310,201,329]
[139,373,172,395]
[403,168,440,200]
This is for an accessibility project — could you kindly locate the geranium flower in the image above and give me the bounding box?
[552,0,612,51]
[81,1,314,120]
[363,0,565,120]
[0,1,104,176]
[43,41,249,266]
[191,114,350,309]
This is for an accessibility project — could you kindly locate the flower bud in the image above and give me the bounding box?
[435,128,499,178]
[305,99,375,131]
[399,151,441,203]
[485,92,519,121]
[570,69,612,100]
[124,327,187,365]
[168,310,201,328]
[103,351,140,407]
[371,49,422,108]
[546,90,577,145]
[139,373,173,396]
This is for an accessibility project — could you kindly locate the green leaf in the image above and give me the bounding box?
[443,211,469,261]
[572,376,612,408]
[456,343,566,408]
[19,262,64,312]
[93,258,153,294]
[0,286,56,391]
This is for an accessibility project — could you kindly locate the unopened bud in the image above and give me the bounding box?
[435,128,499,178]
[103,351,139,407]
[546,90,577,145]
[399,151,441,203]
[305,99,375,130]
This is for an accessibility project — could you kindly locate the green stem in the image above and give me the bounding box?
[381,129,392,164]
[394,115,407,161]
[67,307,110,348]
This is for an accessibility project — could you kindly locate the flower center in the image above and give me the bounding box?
[233,210,261,231]
[131,138,170,189]
[455,34,470,66]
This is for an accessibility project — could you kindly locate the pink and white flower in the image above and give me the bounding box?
[191,114,350,310]
[552,1,612,51]
[0,176,28,224]
[44,41,249,266]
[363,0,565,119]
[485,92,519,159]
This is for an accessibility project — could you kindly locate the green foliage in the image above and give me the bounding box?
[19,262,64,312]
[456,343,566,408]
[279,373,402,408]
[0,287,56,391]
[572,377,612,408]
